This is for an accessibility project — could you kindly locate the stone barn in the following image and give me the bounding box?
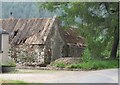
[0,17,85,66]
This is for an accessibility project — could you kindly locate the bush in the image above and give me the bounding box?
[82,48,92,62]
[51,61,65,68]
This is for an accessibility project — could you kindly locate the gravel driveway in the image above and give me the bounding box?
[0,69,118,83]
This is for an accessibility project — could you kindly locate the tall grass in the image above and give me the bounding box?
[67,60,118,70]
[51,61,65,68]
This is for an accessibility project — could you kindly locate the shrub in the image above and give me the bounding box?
[51,61,65,68]
[67,64,81,69]
[82,48,92,62]
[67,60,118,70]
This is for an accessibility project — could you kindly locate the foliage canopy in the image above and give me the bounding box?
[40,2,119,59]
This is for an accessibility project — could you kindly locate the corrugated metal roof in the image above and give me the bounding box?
[0,17,85,47]
[59,28,86,47]
[0,17,55,45]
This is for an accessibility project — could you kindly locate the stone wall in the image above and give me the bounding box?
[12,44,45,66]
[44,21,65,64]
[50,22,65,61]
[62,45,84,57]
[68,45,84,57]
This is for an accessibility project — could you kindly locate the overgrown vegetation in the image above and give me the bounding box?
[1,79,26,83]
[51,59,118,70]
[51,47,118,70]
[51,61,65,68]
[67,60,118,70]
[41,2,119,59]
[81,48,92,62]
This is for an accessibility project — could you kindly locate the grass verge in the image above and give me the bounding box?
[1,79,26,83]
[52,59,118,70]
[51,61,65,68]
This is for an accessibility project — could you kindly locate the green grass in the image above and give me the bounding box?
[52,59,118,70]
[1,79,43,85]
[8,80,26,83]
[67,60,119,70]
[1,79,26,83]
[51,61,65,68]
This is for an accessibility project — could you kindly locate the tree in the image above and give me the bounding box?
[40,2,119,59]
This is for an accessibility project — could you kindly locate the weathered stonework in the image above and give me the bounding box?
[2,17,86,66]
[12,44,45,65]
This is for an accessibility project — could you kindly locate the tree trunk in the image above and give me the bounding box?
[110,26,119,59]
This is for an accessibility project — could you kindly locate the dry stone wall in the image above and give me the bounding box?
[12,44,45,66]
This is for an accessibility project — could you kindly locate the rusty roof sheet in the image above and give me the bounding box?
[59,28,86,47]
[0,17,55,45]
[0,17,85,47]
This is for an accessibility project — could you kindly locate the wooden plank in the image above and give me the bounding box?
[17,19,30,44]
[28,18,45,38]
[24,18,37,38]
[9,19,18,32]
[11,19,27,44]
[13,19,32,44]
[2,19,9,30]
[25,18,49,44]
[39,18,51,42]
[43,16,57,43]
[13,19,24,32]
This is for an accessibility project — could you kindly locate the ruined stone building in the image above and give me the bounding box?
[0,17,85,65]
